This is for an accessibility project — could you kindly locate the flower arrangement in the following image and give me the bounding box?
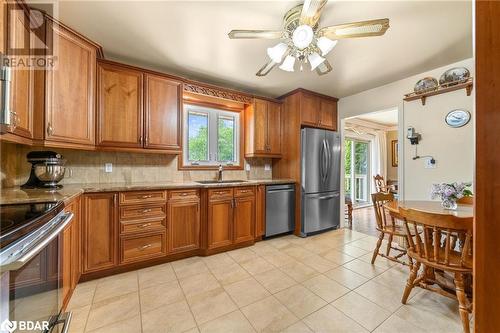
[431,182,473,209]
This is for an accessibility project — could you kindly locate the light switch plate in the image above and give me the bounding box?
[425,158,436,169]
[264,164,271,171]
[105,163,113,173]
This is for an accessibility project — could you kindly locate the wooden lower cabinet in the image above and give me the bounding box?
[234,196,255,244]
[168,198,200,254]
[61,197,81,308]
[207,198,233,249]
[82,193,118,273]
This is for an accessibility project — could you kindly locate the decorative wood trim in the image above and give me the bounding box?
[183,82,253,104]
[277,88,339,102]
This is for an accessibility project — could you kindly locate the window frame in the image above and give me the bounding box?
[180,102,243,170]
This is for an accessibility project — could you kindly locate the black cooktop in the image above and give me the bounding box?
[0,202,63,249]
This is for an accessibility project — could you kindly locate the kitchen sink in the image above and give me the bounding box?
[196,180,248,184]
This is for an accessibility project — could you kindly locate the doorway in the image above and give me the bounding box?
[344,138,371,207]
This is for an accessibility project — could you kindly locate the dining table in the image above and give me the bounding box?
[384,200,473,218]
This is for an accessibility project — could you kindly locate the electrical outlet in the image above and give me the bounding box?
[105,163,113,173]
[245,163,251,171]
[425,158,436,169]
[264,164,271,171]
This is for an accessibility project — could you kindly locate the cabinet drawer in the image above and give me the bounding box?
[119,204,166,220]
[169,189,199,201]
[120,232,166,264]
[234,187,255,198]
[119,191,167,205]
[208,188,234,200]
[120,218,166,235]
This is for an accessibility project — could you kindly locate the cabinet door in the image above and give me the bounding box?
[97,62,143,148]
[207,199,233,249]
[300,93,319,126]
[168,200,200,254]
[61,223,72,306]
[144,74,182,150]
[82,193,117,273]
[7,4,33,139]
[267,101,281,155]
[234,196,255,244]
[319,99,337,130]
[253,99,268,153]
[45,22,96,146]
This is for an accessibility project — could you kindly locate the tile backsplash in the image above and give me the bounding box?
[0,142,272,188]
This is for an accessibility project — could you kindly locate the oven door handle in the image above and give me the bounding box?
[14,212,73,268]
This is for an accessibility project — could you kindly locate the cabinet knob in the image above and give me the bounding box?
[47,123,53,136]
[141,195,153,199]
[141,208,152,213]
[137,223,152,229]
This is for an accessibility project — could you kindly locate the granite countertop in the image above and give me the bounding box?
[0,179,296,205]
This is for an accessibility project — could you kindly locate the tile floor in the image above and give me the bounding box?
[67,228,464,333]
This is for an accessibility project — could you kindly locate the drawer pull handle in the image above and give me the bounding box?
[138,244,152,251]
[215,191,227,195]
[137,223,152,229]
[240,190,249,193]
[181,193,188,196]
[141,195,153,199]
[141,209,152,213]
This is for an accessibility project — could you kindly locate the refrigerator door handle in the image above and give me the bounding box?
[319,140,325,183]
[322,139,328,183]
[324,139,331,182]
[317,195,335,200]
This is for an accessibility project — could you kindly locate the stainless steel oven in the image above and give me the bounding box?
[0,203,73,333]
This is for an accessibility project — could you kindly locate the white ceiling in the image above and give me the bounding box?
[355,109,398,126]
[42,0,472,98]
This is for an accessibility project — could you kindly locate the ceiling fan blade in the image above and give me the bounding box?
[256,59,277,76]
[315,59,332,75]
[300,0,328,27]
[228,30,283,39]
[318,18,390,39]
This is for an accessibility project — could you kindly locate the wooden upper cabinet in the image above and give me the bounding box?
[245,98,282,157]
[167,198,200,254]
[319,99,337,130]
[82,193,117,273]
[267,101,281,155]
[300,92,320,126]
[97,61,143,148]
[0,0,6,55]
[45,21,96,146]
[233,196,255,244]
[6,3,33,139]
[144,74,182,151]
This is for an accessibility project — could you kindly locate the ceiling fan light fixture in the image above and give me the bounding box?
[279,55,296,72]
[267,42,288,63]
[292,25,314,49]
[308,52,325,71]
[316,36,337,56]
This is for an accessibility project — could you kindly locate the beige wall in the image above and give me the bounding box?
[0,142,271,188]
[339,58,474,200]
[386,130,398,181]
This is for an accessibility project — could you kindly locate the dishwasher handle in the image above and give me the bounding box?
[266,184,295,193]
[267,188,295,193]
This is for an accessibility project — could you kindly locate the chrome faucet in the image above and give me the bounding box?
[217,164,223,182]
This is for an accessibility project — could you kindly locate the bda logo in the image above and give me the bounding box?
[0,319,17,333]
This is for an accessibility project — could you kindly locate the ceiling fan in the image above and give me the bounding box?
[228,0,390,76]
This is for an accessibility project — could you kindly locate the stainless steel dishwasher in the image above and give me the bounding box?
[265,184,295,237]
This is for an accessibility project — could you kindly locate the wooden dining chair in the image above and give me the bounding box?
[373,174,396,194]
[371,192,411,266]
[399,207,473,333]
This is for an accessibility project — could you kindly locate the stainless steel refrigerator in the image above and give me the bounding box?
[301,128,341,236]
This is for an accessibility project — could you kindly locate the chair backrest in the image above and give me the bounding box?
[371,192,395,230]
[373,174,387,193]
[457,196,474,205]
[399,207,473,270]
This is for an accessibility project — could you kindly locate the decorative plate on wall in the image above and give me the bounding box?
[439,67,470,87]
[445,109,471,128]
[414,77,438,94]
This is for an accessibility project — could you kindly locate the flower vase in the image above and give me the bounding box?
[442,199,458,210]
